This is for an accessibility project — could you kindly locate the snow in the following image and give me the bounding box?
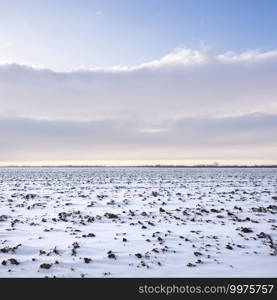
[0,167,276,277]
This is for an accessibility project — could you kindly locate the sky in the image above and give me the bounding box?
[0,0,277,165]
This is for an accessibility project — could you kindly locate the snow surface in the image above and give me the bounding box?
[0,167,276,278]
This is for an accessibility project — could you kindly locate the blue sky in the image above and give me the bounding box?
[1,0,277,70]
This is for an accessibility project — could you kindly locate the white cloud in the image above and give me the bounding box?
[0,47,276,162]
[1,47,276,122]
[217,49,277,63]
[3,41,14,48]
[81,48,277,71]
[0,113,276,162]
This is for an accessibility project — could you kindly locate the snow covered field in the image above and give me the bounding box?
[0,167,276,278]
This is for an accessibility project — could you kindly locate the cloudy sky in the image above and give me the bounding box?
[0,0,277,165]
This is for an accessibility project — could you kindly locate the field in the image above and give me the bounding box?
[0,167,276,277]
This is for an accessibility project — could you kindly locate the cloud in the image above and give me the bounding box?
[0,113,276,162]
[0,47,277,163]
[0,47,277,124]
[2,41,14,48]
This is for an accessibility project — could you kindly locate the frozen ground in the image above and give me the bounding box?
[0,167,276,278]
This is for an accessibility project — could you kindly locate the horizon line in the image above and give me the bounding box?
[1,164,277,168]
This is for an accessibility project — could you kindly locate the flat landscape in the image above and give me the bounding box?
[0,167,276,277]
